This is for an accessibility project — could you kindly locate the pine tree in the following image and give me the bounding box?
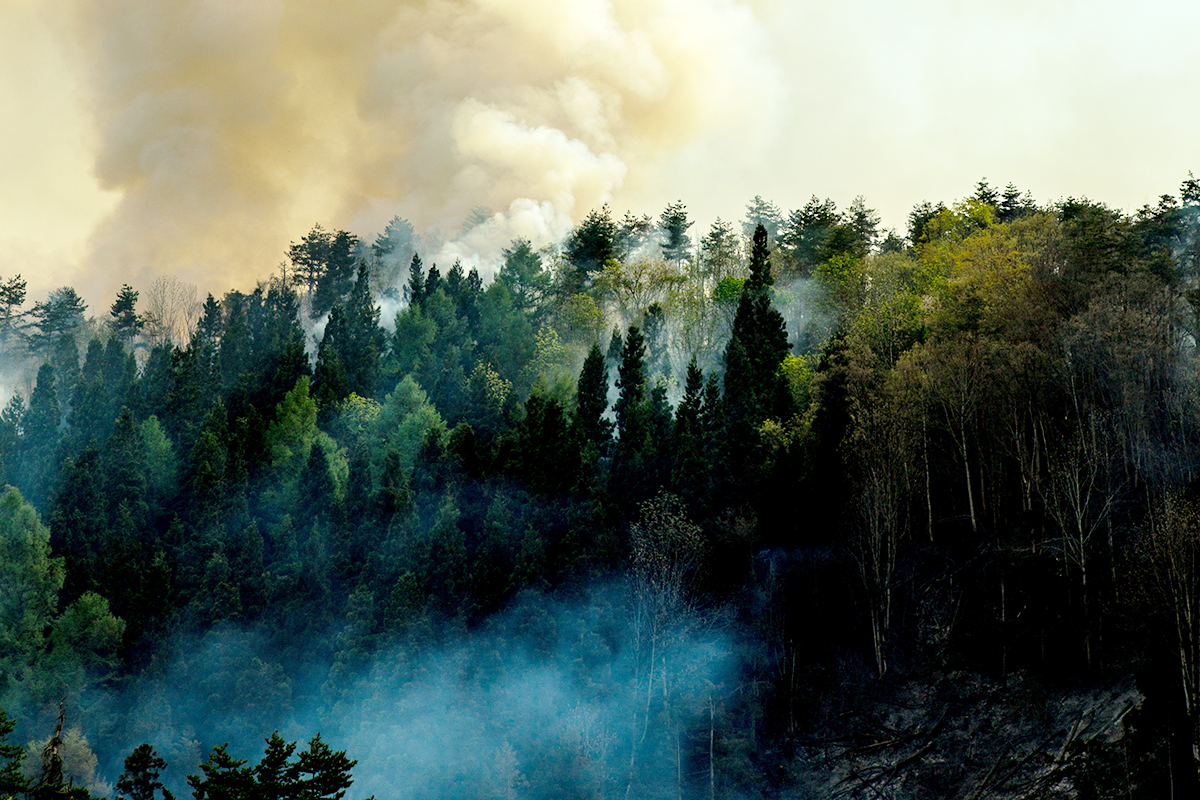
[18,363,62,509]
[116,744,174,800]
[615,326,647,442]
[659,200,693,263]
[0,274,26,359]
[28,287,87,357]
[312,310,351,409]
[671,358,710,513]
[188,744,255,800]
[0,708,27,799]
[572,342,612,459]
[376,449,411,525]
[404,253,425,308]
[109,284,144,347]
[565,205,618,288]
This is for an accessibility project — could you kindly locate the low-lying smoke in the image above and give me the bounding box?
[87,583,734,800]
[48,0,782,301]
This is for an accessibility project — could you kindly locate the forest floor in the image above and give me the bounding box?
[789,671,1140,799]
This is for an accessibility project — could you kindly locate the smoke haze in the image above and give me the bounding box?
[38,0,780,300]
[91,583,733,800]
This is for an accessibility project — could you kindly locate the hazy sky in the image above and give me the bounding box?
[2,0,1198,308]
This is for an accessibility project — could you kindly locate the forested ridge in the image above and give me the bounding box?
[3,178,1200,798]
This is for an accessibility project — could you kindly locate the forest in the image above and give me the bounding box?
[3,177,1200,799]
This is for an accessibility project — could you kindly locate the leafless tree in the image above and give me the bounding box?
[922,336,994,533]
[848,392,914,678]
[625,491,706,800]
[1141,494,1200,776]
[142,275,200,348]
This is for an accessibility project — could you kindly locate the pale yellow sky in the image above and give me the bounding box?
[1,0,1198,310]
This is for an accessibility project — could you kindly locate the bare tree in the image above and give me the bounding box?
[848,389,914,678]
[1046,412,1121,669]
[142,275,200,348]
[922,336,994,533]
[625,491,706,800]
[1141,494,1200,776]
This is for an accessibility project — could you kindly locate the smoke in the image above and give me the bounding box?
[47,0,782,300]
[88,583,734,800]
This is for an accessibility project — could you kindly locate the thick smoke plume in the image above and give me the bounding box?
[49,0,781,299]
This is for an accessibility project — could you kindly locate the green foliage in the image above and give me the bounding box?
[498,239,549,316]
[4,185,1200,799]
[28,288,87,356]
[116,743,173,800]
[0,486,63,644]
[0,707,27,798]
[564,205,618,288]
[266,378,319,481]
[373,376,447,475]
[659,200,693,263]
[109,285,144,345]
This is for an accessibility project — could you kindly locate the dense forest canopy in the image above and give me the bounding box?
[4,177,1200,798]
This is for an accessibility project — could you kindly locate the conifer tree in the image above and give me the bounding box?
[404,253,425,308]
[0,709,27,799]
[109,284,144,348]
[116,744,173,800]
[573,342,612,458]
[18,363,62,509]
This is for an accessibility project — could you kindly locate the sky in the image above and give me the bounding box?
[1,0,1198,309]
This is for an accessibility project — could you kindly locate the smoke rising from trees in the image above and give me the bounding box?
[47,0,781,302]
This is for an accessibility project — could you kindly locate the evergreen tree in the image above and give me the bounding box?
[376,449,411,525]
[615,326,647,442]
[28,287,87,357]
[312,231,359,317]
[498,239,549,315]
[109,284,144,347]
[49,446,108,603]
[605,325,623,368]
[312,310,351,409]
[18,363,63,509]
[0,274,26,359]
[659,200,693,263]
[572,342,612,459]
[335,263,385,398]
[642,303,670,379]
[610,326,655,507]
[104,407,149,526]
[404,253,425,308]
[514,393,575,495]
[722,225,792,494]
[197,294,223,347]
[0,708,27,799]
[371,216,416,295]
[672,358,709,512]
[725,225,791,424]
[116,744,173,800]
[220,291,252,392]
[299,443,337,530]
[188,744,255,800]
[565,205,618,290]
